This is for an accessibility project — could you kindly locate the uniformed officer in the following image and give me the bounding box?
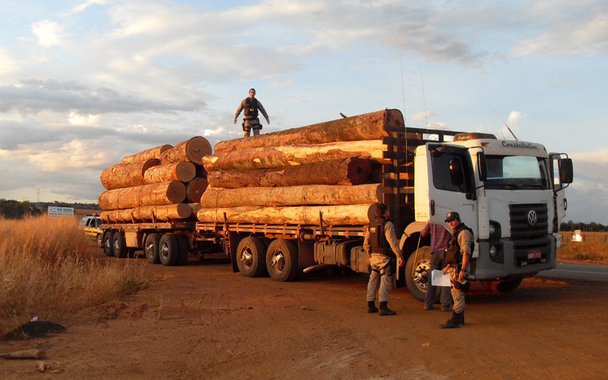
[233,88,270,138]
[364,203,405,316]
[441,211,474,329]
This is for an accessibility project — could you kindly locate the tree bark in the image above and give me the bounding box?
[206,158,371,188]
[100,159,160,190]
[201,184,380,208]
[214,109,404,153]
[121,144,172,164]
[186,177,208,203]
[197,204,371,225]
[160,136,212,165]
[98,181,186,210]
[143,161,196,184]
[132,203,192,221]
[203,140,385,171]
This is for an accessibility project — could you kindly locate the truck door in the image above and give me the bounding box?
[416,144,478,233]
[549,153,573,233]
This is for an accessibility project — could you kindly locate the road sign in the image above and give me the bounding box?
[48,206,75,217]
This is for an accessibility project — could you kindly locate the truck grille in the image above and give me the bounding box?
[509,203,550,267]
[509,203,548,240]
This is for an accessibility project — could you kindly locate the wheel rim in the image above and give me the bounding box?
[159,242,169,261]
[269,250,285,273]
[240,248,253,270]
[145,241,154,258]
[113,239,120,252]
[413,259,431,293]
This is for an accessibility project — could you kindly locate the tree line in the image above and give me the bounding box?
[560,220,608,232]
[0,199,99,219]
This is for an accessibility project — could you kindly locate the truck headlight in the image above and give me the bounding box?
[489,221,501,240]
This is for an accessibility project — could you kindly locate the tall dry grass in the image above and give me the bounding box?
[558,231,608,264]
[0,216,146,335]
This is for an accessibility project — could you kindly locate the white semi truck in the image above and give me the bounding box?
[99,109,573,300]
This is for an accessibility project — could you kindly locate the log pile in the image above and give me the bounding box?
[99,137,212,223]
[199,109,415,226]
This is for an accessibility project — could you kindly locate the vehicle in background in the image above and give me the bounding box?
[79,215,103,247]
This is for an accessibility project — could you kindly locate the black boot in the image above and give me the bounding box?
[379,302,396,316]
[368,301,378,313]
[440,312,462,329]
[458,311,465,326]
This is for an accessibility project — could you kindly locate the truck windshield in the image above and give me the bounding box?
[485,155,550,190]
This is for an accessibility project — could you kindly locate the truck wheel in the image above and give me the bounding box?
[177,235,190,266]
[495,277,523,293]
[144,233,161,264]
[102,231,114,257]
[112,231,127,258]
[236,237,267,277]
[266,239,299,282]
[159,233,179,266]
[405,246,431,302]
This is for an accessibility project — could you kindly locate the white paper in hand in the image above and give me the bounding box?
[431,270,452,287]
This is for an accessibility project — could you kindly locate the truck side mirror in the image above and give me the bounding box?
[477,152,487,182]
[449,159,464,186]
[560,158,573,184]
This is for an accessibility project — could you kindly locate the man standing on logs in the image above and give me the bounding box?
[233,88,270,138]
[364,202,405,316]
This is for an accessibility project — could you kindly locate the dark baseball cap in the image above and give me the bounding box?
[445,211,460,222]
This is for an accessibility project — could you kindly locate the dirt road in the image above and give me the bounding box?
[2,256,608,379]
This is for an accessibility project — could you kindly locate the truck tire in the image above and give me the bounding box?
[236,237,267,277]
[405,246,431,302]
[177,234,190,266]
[159,233,179,266]
[112,231,127,258]
[102,231,114,257]
[144,233,161,264]
[266,239,299,282]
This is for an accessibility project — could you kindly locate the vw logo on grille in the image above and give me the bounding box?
[527,210,538,226]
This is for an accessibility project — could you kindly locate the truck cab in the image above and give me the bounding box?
[402,131,573,299]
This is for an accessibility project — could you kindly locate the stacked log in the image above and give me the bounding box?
[198,109,411,226]
[98,137,212,222]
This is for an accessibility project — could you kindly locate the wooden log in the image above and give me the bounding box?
[132,204,192,221]
[160,136,212,165]
[143,161,196,184]
[201,184,380,208]
[98,181,186,210]
[214,109,404,153]
[100,209,134,223]
[189,203,202,215]
[186,178,208,203]
[203,140,385,171]
[197,204,371,225]
[100,159,160,190]
[206,158,371,188]
[121,144,172,164]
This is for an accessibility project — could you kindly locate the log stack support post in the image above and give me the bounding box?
[381,121,419,239]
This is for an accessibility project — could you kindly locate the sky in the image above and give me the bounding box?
[0,0,606,223]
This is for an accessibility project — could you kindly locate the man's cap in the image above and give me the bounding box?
[444,211,461,222]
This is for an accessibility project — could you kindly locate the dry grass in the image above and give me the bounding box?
[0,216,146,336]
[558,231,608,264]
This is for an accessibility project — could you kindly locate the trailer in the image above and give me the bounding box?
[97,109,573,302]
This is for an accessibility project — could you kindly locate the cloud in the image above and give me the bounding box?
[514,1,608,56]
[563,150,608,223]
[31,20,67,48]
[71,0,108,14]
[0,48,19,76]
[0,79,204,115]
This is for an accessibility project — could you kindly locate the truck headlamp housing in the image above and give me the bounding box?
[489,221,501,240]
